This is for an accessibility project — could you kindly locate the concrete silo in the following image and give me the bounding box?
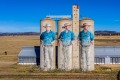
[58,18,72,69]
[72,5,80,69]
[40,17,56,70]
[79,18,95,70]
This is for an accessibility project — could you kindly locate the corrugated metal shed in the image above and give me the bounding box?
[18,46,40,65]
[95,46,120,57]
[95,46,120,64]
[18,46,36,57]
[18,46,120,65]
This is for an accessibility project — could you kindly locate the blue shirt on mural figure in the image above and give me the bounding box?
[40,30,56,45]
[78,30,94,46]
[59,30,75,45]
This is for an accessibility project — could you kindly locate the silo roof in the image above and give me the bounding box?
[18,46,39,57]
[61,17,69,20]
[82,18,91,20]
[44,17,52,20]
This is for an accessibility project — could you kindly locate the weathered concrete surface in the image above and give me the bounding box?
[72,5,80,69]
[58,18,72,69]
[80,18,94,70]
[40,17,56,70]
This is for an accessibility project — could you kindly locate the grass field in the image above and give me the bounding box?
[0,35,120,80]
[95,36,120,46]
[0,35,120,55]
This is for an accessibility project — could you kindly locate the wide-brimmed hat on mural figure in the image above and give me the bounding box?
[81,23,91,28]
[62,23,72,28]
[43,24,52,28]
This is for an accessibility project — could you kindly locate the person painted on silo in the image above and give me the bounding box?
[78,23,94,71]
[58,23,75,71]
[40,24,56,71]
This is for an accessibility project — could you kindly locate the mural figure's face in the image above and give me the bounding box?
[65,26,70,30]
[46,26,51,31]
[83,25,89,30]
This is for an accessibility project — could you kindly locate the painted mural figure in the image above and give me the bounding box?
[40,24,56,71]
[78,23,94,71]
[58,23,75,71]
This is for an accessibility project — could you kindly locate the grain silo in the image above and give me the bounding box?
[79,18,94,70]
[58,18,72,69]
[40,17,56,70]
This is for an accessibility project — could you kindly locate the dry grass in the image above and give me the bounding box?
[0,35,120,80]
[95,36,120,39]
[0,36,40,55]
[95,36,120,46]
[0,35,120,56]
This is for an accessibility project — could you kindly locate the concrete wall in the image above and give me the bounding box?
[72,5,80,69]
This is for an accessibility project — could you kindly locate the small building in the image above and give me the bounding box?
[18,46,40,65]
[95,46,120,64]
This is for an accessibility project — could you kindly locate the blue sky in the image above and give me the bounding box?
[0,0,120,32]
